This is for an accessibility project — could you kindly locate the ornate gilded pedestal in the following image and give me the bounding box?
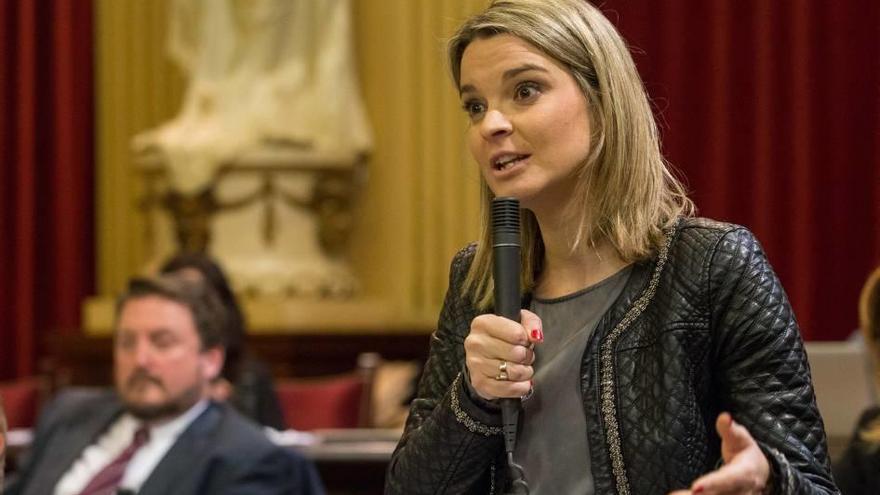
[138,146,366,298]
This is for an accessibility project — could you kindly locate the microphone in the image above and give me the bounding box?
[491,197,529,494]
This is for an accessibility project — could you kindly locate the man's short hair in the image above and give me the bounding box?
[115,274,229,350]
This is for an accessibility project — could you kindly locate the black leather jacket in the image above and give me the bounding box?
[386,218,838,494]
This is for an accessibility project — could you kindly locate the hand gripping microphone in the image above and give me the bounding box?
[491,197,529,494]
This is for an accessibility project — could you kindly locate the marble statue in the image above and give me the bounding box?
[134,0,372,299]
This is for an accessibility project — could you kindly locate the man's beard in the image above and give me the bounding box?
[120,371,204,421]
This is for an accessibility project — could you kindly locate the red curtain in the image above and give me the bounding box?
[0,1,94,379]
[602,1,880,340]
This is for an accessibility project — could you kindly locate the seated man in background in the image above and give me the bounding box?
[160,253,285,430]
[7,275,323,495]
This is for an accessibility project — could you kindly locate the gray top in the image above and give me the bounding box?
[515,265,631,494]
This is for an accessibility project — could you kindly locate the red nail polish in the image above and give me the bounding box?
[531,329,543,341]
[693,486,704,494]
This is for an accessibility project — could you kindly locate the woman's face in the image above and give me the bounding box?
[460,34,592,214]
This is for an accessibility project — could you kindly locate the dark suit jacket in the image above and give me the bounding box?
[7,388,324,495]
[230,356,286,430]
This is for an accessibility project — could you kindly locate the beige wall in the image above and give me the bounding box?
[95,0,487,328]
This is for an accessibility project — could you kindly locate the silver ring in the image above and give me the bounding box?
[495,371,509,381]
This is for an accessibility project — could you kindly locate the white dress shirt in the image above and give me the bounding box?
[54,400,209,495]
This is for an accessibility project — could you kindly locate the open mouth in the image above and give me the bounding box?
[492,154,530,171]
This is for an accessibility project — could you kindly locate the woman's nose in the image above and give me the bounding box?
[479,109,513,139]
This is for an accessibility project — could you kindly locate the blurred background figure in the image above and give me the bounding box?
[834,265,880,494]
[160,253,285,430]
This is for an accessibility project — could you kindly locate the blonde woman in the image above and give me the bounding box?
[833,266,880,494]
[386,1,836,494]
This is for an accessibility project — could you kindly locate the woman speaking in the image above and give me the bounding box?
[386,1,837,494]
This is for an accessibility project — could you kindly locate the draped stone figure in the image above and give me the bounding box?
[136,0,372,193]
[134,0,372,298]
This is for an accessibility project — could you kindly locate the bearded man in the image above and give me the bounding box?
[7,276,323,495]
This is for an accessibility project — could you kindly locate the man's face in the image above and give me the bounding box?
[114,295,223,421]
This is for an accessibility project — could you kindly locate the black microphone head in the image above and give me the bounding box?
[491,197,520,247]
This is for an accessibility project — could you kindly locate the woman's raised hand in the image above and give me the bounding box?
[464,309,543,400]
[669,412,771,495]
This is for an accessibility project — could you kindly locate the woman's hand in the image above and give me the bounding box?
[464,309,543,400]
[669,412,771,495]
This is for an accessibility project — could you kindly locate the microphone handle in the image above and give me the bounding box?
[491,197,528,493]
[493,242,521,454]
[493,244,521,322]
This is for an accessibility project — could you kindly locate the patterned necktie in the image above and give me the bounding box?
[78,426,150,495]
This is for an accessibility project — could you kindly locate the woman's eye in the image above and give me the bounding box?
[515,82,541,101]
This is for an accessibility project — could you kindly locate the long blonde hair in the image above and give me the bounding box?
[449,0,694,308]
[858,266,880,443]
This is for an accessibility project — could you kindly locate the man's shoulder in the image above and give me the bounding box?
[39,387,119,427]
[157,403,293,479]
[198,402,285,456]
[185,403,322,492]
[215,402,271,439]
[134,403,322,495]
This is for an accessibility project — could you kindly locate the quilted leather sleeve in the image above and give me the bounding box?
[386,245,505,495]
[709,227,837,494]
